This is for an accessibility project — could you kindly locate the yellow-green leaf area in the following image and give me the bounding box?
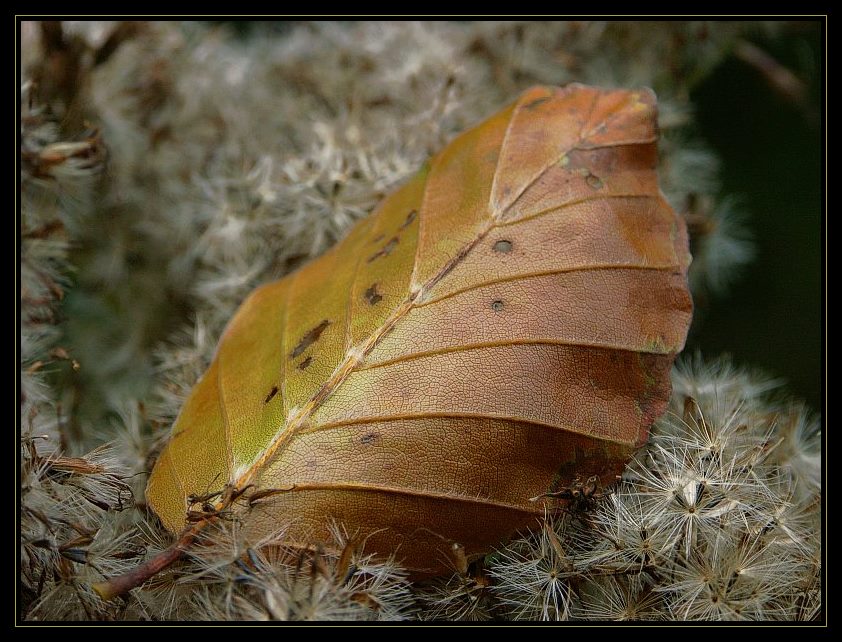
[282,217,374,412]
[217,279,290,471]
[349,168,426,347]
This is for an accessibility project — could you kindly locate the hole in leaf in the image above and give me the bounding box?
[367,237,399,263]
[400,209,417,230]
[264,386,279,404]
[364,284,383,305]
[493,239,513,254]
[290,320,330,358]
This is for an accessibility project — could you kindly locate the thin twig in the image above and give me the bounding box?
[92,524,202,601]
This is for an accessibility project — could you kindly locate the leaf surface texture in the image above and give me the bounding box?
[147,85,693,574]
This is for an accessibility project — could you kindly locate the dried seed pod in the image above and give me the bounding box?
[147,84,692,575]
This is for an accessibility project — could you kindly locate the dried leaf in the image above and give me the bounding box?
[147,84,692,575]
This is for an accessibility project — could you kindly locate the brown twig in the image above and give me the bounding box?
[91,524,201,601]
[733,39,806,106]
[733,38,817,127]
[92,481,256,600]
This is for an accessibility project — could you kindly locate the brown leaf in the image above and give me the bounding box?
[147,84,692,576]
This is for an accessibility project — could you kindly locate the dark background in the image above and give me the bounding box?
[687,22,822,409]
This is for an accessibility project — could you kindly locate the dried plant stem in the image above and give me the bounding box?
[92,523,202,600]
[733,39,807,107]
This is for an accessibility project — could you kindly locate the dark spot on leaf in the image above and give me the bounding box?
[360,433,379,445]
[264,386,279,404]
[400,209,417,230]
[367,237,399,263]
[298,356,313,370]
[585,173,604,190]
[364,284,383,305]
[290,320,330,358]
[491,300,504,312]
[493,239,513,254]
[524,95,551,110]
